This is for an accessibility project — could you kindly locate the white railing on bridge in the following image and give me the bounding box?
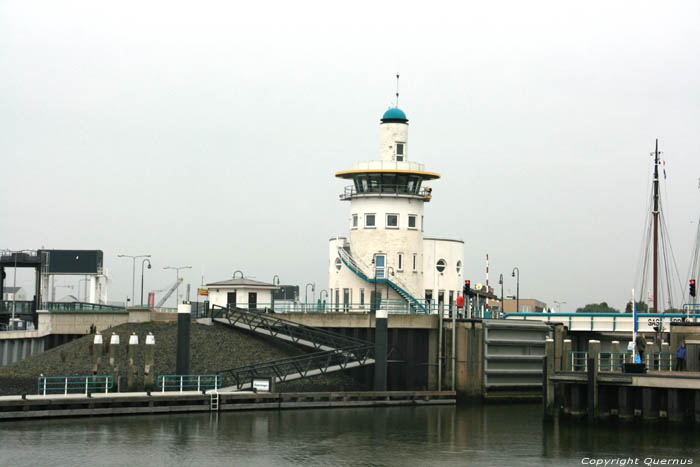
[504,312,699,333]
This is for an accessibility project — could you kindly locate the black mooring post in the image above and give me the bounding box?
[176,303,191,375]
[587,357,595,423]
[374,309,387,391]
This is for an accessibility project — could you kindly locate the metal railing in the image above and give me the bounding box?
[157,374,222,392]
[45,302,124,311]
[211,305,372,351]
[38,376,113,396]
[218,345,375,390]
[504,311,700,332]
[340,185,431,200]
[569,351,674,372]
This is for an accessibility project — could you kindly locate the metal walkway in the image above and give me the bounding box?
[211,306,375,391]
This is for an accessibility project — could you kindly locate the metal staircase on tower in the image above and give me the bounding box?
[337,247,427,313]
[211,305,375,391]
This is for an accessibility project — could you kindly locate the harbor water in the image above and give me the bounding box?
[1,403,698,466]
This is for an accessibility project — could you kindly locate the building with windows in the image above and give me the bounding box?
[205,278,279,311]
[328,106,464,314]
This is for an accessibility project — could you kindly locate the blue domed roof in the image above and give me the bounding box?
[381,107,408,123]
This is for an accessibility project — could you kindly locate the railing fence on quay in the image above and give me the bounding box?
[157,374,222,392]
[569,351,674,372]
[37,376,113,396]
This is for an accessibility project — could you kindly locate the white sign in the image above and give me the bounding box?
[627,341,634,351]
[252,378,271,392]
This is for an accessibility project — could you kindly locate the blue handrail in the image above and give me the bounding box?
[338,251,427,313]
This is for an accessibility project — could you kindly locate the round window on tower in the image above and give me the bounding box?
[456,260,462,274]
[335,258,342,271]
[436,259,446,273]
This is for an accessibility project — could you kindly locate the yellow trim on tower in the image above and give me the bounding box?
[334,169,441,180]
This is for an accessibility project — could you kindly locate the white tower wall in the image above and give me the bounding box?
[379,122,408,162]
[423,238,465,313]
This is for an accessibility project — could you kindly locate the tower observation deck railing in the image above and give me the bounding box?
[337,248,427,314]
[340,185,431,200]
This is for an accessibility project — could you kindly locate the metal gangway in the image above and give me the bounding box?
[211,305,375,390]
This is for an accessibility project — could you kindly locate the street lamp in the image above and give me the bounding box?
[305,283,315,309]
[511,267,520,314]
[163,265,192,307]
[118,254,151,306]
[141,259,152,306]
[554,300,566,313]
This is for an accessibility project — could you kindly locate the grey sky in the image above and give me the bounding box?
[2,1,699,311]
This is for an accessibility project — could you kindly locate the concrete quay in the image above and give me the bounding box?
[0,390,456,421]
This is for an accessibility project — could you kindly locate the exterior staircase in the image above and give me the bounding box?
[337,247,427,313]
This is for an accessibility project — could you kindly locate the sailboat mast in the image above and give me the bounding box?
[653,139,660,313]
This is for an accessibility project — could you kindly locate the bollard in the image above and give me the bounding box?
[92,333,103,376]
[127,333,138,392]
[109,333,120,392]
[176,304,191,375]
[144,332,155,392]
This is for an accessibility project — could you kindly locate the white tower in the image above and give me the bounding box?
[328,106,443,313]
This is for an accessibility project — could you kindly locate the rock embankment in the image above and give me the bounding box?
[0,321,366,396]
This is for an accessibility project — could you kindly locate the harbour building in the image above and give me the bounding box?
[328,105,464,314]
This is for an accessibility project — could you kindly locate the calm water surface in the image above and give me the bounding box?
[1,404,698,466]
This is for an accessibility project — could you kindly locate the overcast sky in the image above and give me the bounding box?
[2,0,699,311]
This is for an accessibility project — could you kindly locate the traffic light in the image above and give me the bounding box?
[691,279,696,298]
[463,280,471,297]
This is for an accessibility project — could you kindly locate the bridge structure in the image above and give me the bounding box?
[504,309,700,333]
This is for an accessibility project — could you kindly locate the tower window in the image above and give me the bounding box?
[335,257,342,271]
[352,214,358,228]
[456,260,462,274]
[408,215,417,229]
[397,253,404,271]
[396,142,405,161]
[365,214,376,228]
[412,254,418,272]
[386,214,399,229]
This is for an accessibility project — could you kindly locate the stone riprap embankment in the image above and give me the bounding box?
[0,321,365,396]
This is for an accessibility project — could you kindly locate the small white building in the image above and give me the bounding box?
[205,279,279,310]
[328,105,464,314]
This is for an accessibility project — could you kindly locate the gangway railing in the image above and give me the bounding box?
[38,376,113,396]
[157,374,222,392]
[217,344,375,390]
[211,305,372,352]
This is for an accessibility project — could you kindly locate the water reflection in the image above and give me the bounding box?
[0,404,698,466]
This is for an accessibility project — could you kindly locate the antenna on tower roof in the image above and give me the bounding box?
[395,73,400,108]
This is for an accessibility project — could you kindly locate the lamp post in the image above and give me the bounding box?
[305,283,315,307]
[118,254,151,306]
[511,267,520,314]
[141,259,152,306]
[554,300,566,313]
[499,274,504,317]
[164,265,192,307]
